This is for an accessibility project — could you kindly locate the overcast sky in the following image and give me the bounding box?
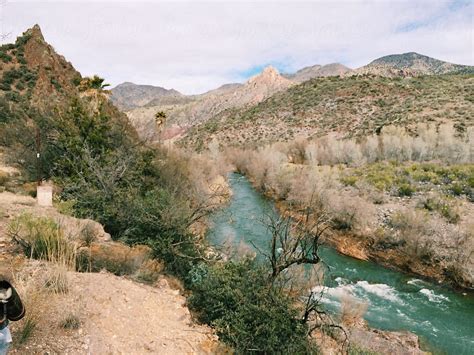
[3,0,473,94]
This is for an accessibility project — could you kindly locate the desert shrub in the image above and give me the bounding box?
[449,183,464,196]
[8,214,76,268]
[133,259,164,284]
[78,243,151,275]
[11,270,49,346]
[340,294,368,326]
[397,183,415,197]
[331,209,357,230]
[79,222,97,246]
[418,195,460,224]
[0,171,9,186]
[43,265,70,294]
[387,210,434,259]
[188,260,315,353]
[0,50,12,62]
[60,313,81,329]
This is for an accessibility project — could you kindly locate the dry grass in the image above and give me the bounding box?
[339,294,368,326]
[8,214,77,269]
[10,265,50,346]
[77,242,164,284]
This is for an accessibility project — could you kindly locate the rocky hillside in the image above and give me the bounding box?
[110,82,190,110]
[0,25,79,109]
[283,63,353,82]
[125,66,294,141]
[357,52,474,77]
[0,25,133,135]
[180,73,474,149]
[119,52,473,145]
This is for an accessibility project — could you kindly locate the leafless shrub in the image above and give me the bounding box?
[339,294,368,326]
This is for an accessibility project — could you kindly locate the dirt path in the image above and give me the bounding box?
[70,272,215,354]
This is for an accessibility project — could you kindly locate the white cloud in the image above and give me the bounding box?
[3,0,473,94]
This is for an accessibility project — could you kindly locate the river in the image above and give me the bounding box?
[206,173,474,355]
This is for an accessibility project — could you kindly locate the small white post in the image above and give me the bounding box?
[37,185,53,207]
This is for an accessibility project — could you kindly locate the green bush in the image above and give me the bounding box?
[0,51,12,63]
[419,196,460,224]
[188,260,316,354]
[449,183,464,196]
[7,214,76,267]
[398,183,415,197]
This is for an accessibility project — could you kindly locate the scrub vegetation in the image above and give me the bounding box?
[224,123,474,288]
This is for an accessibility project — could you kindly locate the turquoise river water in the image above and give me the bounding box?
[206,173,474,355]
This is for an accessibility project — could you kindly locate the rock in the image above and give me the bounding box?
[349,327,427,355]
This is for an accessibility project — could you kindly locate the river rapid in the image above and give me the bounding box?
[206,173,474,355]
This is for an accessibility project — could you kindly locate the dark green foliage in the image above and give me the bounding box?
[418,196,460,224]
[2,88,203,278]
[50,77,62,91]
[15,33,32,48]
[71,76,82,87]
[5,92,20,103]
[188,260,315,354]
[79,75,110,91]
[0,66,37,92]
[0,50,12,63]
[398,183,415,197]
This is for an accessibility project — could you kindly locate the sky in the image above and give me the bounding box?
[2,0,473,94]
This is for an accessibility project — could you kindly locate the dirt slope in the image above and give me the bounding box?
[0,189,216,354]
[69,272,215,355]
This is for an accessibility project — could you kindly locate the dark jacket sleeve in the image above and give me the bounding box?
[0,280,25,321]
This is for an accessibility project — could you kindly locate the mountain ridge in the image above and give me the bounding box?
[110,51,473,144]
[356,52,474,77]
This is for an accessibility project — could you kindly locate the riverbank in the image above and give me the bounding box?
[275,199,474,293]
[229,154,473,291]
[208,173,474,354]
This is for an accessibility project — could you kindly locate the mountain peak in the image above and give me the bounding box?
[262,65,279,75]
[24,24,45,42]
[248,65,285,85]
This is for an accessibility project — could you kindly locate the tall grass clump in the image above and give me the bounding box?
[8,214,77,268]
[8,214,77,293]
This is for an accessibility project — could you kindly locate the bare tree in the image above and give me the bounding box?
[251,199,349,349]
[255,203,331,282]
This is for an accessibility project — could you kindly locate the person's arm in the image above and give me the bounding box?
[0,280,25,321]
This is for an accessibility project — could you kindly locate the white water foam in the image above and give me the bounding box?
[419,289,450,303]
[311,283,357,308]
[407,278,425,286]
[313,280,403,305]
[354,281,404,304]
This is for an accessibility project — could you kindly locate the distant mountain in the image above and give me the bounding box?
[114,52,474,145]
[284,63,353,82]
[199,83,243,97]
[357,52,474,77]
[126,66,294,141]
[110,82,188,110]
